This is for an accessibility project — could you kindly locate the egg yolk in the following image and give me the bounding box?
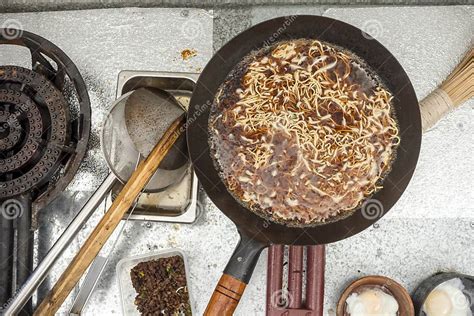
[424,290,453,316]
[358,290,383,312]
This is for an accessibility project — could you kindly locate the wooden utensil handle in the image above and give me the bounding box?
[421,48,473,131]
[420,88,455,131]
[204,274,247,316]
[34,114,186,316]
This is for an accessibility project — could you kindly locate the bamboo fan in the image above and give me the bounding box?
[420,47,473,131]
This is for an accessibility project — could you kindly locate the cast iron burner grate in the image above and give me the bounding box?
[0,66,70,198]
[0,29,91,314]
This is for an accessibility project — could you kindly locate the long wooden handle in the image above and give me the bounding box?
[204,274,247,316]
[420,48,473,131]
[34,115,186,316]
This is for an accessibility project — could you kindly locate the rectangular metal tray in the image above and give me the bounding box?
[116,71,201,223]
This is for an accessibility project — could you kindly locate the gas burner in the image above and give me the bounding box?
[0,66,70,199]
[0,29,91,312]
[0,30,91,214]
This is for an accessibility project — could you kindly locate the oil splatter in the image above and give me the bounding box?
[181,48,197,60]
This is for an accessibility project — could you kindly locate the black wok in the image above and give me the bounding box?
[187,15,421,315]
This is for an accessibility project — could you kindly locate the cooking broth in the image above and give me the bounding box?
[209,39,400,225]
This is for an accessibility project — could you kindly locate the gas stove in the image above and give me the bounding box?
[0,30,91,223]
[0,29,91,312]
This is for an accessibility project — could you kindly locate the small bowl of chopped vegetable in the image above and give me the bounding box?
[116,248,193,315]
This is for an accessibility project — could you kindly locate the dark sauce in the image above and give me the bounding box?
[209,39,399,226]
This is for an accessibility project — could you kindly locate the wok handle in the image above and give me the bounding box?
[205,234,266,316]
[420,48,473,131]
[205,274,247,316]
